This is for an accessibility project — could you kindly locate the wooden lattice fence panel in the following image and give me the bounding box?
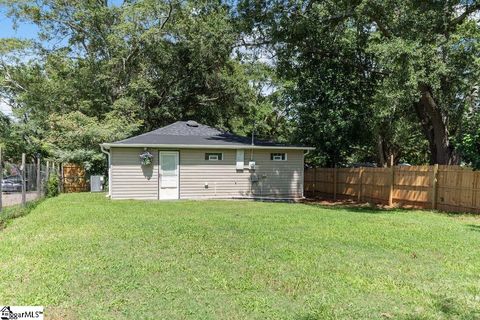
[62,164,89,193]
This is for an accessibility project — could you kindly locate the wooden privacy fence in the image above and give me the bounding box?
[62,163,89,193]
[304,165,480,214]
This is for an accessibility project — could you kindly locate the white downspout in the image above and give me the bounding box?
[302,150,311,199]
[100,145,111,197]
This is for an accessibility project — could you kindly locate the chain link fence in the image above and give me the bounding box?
[0,151,61,211]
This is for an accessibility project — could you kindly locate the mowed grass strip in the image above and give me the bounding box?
[0,193,479,319]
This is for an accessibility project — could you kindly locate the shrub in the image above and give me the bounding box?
[47,175,60,198]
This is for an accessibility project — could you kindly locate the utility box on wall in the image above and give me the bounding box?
[90,175,104,192]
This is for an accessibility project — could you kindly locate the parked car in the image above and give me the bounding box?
[1,175,22,193]
[397,163,412,166]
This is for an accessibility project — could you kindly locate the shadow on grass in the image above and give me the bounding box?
[301,201,402,215]
[399,295,479,319]
[294,305,336,320]
[303,197,480,219]
[294,294,480,319]
[467,224,480,232]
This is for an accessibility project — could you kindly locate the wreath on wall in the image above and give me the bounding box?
[139,150,154,166]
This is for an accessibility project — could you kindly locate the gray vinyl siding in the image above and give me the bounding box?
[251,150,304,198]
[179,149,304,199]
[110,147,304,200]
[179,149,252,199]
[110,147,158,200]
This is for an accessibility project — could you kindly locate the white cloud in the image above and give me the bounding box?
[0,99,13,116]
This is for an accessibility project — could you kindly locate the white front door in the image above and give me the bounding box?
[159,151,179,200]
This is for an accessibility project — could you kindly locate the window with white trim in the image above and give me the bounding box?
[205,153,223,161]
[271,153,287,161]
[236,150,245,170]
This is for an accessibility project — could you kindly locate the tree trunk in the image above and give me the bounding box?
[377,135,387,167]
[414,84,459,165]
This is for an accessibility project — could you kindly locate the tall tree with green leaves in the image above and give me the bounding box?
[237,0,480,166]
[0,0,267,171]
[363,0,480,165]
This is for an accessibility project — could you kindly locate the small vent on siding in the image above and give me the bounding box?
[186,120,199,127]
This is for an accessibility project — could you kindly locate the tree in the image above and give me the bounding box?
[237,0,480,166]
[363,0,480,164]
[0,112,11,145]
[457,106,480,169]
[0,0,268,172]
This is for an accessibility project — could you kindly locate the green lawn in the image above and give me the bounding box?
[1,194,480,319]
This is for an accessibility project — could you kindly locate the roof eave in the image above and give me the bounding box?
[100,143,315,151]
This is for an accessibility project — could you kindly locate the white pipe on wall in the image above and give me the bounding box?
[100,145,111,197]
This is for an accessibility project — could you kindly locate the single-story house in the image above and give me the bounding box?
[100,121,314,200]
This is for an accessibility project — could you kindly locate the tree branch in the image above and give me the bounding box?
[160,2,173,30]
[371,18,392,38]
[451,1,480,26]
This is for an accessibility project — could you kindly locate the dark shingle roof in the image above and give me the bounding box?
[105,121,312,149]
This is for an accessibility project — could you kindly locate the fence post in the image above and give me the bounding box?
[21,153,26,207]
[431,164,439,209]
[60,163,64,194]
[313,167,317,198]
[333,165,337,201]
[36,156,41,198]
[0,147,3,212]
[358,168,364,202]
[388,155,394,207]
[473,171,478,213]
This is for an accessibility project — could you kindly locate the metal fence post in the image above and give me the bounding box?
[37,156,41,198]
[21,153,26,207]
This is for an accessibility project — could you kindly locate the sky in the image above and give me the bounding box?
[0,8,40,40]
[0,100,12,116]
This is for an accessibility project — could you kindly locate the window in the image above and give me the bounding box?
[205,153,223,161]
[161,154,177,176]
[271,153,287,161]
[236,150,245,170]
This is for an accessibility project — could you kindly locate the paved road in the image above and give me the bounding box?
[1,192,39,207]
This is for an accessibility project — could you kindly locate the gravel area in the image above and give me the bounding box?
[1,192,39,207]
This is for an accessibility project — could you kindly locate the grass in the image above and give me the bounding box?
[0,199,42,229]
[1,193,480,319]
